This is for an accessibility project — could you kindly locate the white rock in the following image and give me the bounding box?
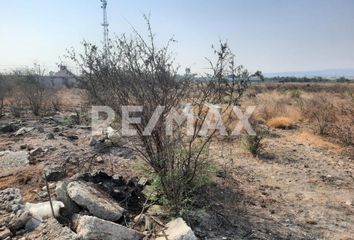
[67,181,124,221]
[74,215,144,240]
[156,218,197,240]
[14,127,34,136]
[25,201,64,219]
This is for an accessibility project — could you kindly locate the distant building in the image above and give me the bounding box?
[42,65,77,88]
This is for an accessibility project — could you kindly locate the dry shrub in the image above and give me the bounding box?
[68,19,256,212]
[50,94,62,112]
[301,94,336,135]
[254,91,302,124]
[256,94,288,120]
[267,116,295,129]
[329,102,354,146]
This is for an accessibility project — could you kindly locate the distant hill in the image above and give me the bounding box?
[264,69,354,79]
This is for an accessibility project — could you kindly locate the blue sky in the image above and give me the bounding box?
[0,0,353,74]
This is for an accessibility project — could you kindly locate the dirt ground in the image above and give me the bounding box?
[0,86,353,240]
[202,126,353,239]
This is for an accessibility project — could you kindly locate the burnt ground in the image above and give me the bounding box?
[0,112,353,240]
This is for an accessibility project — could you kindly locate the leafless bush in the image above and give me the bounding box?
[14,65,48,116]
[50,92,62,112]
[69,18,257,211]
[0,74,6,116]
[301,95,336,135]
[330,103,354,146]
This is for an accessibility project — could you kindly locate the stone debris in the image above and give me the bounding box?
[29,147,44,157]
[25,218,78,240]
[0,123,18,133]
[137,177,149,187]
[73,215,144,240]
[14,127,34,136]
[67,181,124,221]
[0,188,23,212]
[106,126,126,146]
[0,151,29,169]
[55,181,80,217]
[25,201,64,219]
[44,164,67,181]
[156,218,197,240]
[46,132,55,140]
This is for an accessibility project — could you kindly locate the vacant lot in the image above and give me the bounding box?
[0,83,353,239]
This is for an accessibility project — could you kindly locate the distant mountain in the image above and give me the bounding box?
[264,68,354,78]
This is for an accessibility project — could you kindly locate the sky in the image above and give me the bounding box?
[0,0,354,74]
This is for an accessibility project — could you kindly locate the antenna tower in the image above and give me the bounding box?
[100,0,109,57]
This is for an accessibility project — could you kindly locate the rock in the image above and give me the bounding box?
[66,135,79,141]
[110,147,133,158]
[41,183,56,191]
[38,191,48,199]
[0,188,23,212]
[73,215,143,240]
[46,133,55,140]
[25,218,78,240]
[0,227,12,239]
[25,201,64,219]
[0,123,18,133]
[29,147,44,157]
[8,209,32,231]
[55,181,79,217]
[106,127,126,146]
[89,137,97,146]
[156,218,197,240]
[25,216,42,231]
[14,127,34,136]
[19,144,27,150]
[96,156,104,163]
[44,165,66,182]
[138,177,149,187]
[67,181,124,221]
[0,151,29,169]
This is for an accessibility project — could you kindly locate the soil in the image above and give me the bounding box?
[0,111,353,240]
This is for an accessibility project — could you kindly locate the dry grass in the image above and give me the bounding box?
[0,165,43,202]
[266,116,295,129]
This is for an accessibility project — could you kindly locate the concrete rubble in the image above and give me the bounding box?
[67,181,125,221]
[73,215,144,240]
[156,218,197,240]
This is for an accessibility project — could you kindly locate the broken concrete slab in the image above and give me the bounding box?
[24,218,78,240]
[0,151,29,169]
[156,218,197,240]
[67,181,124,221]
[55,181,79,217]
[73,215,143,240]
